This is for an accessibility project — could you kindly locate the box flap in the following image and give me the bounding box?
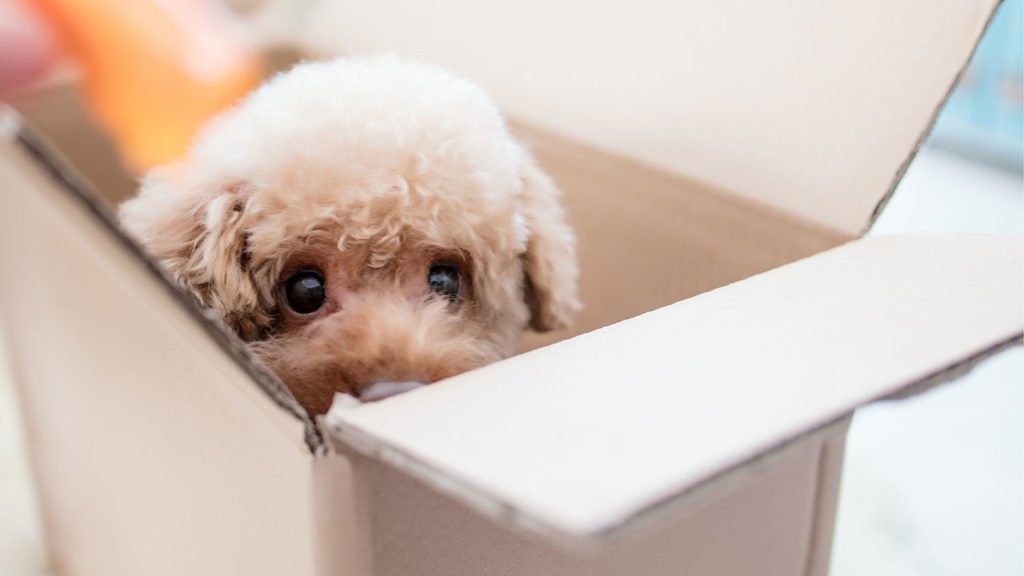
[0,107,325,574]
[0,106,318,449]
[325,234,1022,541]
[304,0,998,236]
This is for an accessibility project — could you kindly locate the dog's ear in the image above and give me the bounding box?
[517,152,581,332]
[118,165,267,339]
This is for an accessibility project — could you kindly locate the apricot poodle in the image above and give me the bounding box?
[119,56,579,415]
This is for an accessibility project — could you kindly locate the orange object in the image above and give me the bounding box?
[27,0,264,171]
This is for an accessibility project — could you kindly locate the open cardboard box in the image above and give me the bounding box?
[1,1,1021,575]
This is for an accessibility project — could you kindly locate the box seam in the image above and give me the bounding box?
[800,433,844,576]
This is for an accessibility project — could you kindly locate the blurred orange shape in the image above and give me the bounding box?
[28,0,264,171]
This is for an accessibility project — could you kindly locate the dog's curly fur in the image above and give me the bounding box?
[118,56,580,415]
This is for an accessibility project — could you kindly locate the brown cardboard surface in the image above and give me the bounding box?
[318,427,844,576]
[303,0,998,236]
[0,113,316,576]
[326,234,1022,538]
[13,85,136,206]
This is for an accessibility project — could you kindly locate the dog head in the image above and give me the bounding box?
[119,56,579,414]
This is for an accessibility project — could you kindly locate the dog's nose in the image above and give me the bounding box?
[360,380,427,402]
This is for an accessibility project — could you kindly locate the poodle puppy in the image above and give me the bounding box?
[118,56,580,415]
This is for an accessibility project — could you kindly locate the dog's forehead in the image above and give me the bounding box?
[240,168,527,269]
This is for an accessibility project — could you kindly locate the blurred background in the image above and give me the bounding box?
[1,0,1021,574]
[928,0,1022,173]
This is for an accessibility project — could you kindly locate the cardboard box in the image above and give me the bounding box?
[0,1,1020,574]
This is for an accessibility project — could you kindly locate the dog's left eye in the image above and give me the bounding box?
[428,264,461,302]
[284,270,326,314]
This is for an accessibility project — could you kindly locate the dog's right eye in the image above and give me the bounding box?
[284,270,326,314]
[428,263,461,302]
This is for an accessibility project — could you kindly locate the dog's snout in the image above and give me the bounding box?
[360,380,427,402]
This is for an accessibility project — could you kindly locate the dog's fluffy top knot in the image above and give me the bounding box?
[186,55,524,203]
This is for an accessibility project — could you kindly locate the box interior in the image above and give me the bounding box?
[12,87,852,356]
[511,122,851,349]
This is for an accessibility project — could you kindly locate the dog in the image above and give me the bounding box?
[118,56,579,415]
